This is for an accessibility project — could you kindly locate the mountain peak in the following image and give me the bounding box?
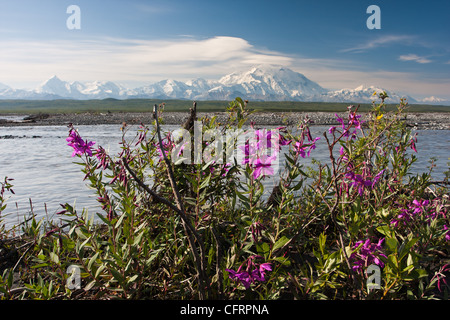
[0,82,11,91]
[0,66,444,104]
[36,76,69,95]
[422,96,446,103]
[249,64,287,72]
[45,75,64,83]
[217,64,327,99]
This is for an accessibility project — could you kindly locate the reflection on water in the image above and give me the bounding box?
[0,124,448,228]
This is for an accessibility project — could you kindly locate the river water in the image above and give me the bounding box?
[0,124,448,228]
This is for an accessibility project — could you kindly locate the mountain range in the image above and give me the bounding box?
[0,65,448,105]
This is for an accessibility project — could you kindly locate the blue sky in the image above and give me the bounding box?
[0,0,449,100]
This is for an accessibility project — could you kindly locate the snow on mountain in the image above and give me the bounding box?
[420,96,449,105]
[321,85,418,104]
[132,79,194,99]
[214,65,327,100]
[185,78,214,91]
[35,76,71,96]
[0,83,11,91]
[0,66,447,105]
[78,80,127,99]
[33,76,128,99]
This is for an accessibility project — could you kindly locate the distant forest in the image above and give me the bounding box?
[0,98,449,114]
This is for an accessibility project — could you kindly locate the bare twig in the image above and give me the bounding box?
[124,104,210,299]
[153,103,210,298]
[323,131,363,298]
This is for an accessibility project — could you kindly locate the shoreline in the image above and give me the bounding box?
[0,111,449,130]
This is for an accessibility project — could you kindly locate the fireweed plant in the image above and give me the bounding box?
[0,95,448,300]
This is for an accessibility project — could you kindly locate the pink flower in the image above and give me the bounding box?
[239,129,284,179]
[253,155,276,179]
[334,112,364,138]
[226,258,272,289]
[433,264,449,292]
[95,146,110,170]
[339,146,349,162]
[444,225,450,242]
[350,238,387,272]
[226,267,253,289]
[410,134,418,153]
[67,129,95,157]
[294,137,320,158]
[345,169,385,196]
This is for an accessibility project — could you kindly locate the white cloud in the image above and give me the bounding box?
[0,35,448,99]
[341,35,415,53]
[0,36,292,88]
[287,58,450,99]
[399,54,432,64]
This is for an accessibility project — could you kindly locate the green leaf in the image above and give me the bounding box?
[95,264,106,278]
[127,274,139,284]
[387,254,399,270]
[199,173,211,190]
[272,236,289,252]
[273,256,291,266]
[85,280,96,291]
[31,263,49,269]
[96,212,111,226]
[114,213,126,229]
[385,237,398,253]
[110,268,124,284]
[257,243,270,257]
[376,225,393,237]
[88,252,99,271]
[399,237,418,261]
[49,252,60,265]
[406,253,416,269]
[318,232,327,255]
[292,179,304,191]
[7,270,13,289]
[404,268,428,281]
[132,230,145,247]
[402,264,415,274]
[146,249,163,266]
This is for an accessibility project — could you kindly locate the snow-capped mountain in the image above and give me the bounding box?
[420,96,450,105]
[0,65,448,105]
[0,83,11,91]
[211,65,327,100]
[318,85,418,104]
[131,79,195,99]
[34,76,129,99]
[126,65,327,101]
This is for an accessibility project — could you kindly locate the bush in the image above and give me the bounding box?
[0,94,449,300]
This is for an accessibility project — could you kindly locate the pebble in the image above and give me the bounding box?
[0,111,448,130]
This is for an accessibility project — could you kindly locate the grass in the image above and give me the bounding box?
[0,98,449,114]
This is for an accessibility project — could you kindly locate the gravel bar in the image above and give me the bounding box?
[0,111,449,130]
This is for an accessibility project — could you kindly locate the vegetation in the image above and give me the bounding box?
[0,98,449,115]
[0,94,448,300]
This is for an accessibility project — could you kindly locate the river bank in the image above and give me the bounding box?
[0,111,449,130]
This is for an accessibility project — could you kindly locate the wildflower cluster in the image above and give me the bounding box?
[350,238,387,272]
[226,256,272,289]
[66,127,96,157]
[328,109,363,139]
[345,168,385,197]
[240,128,280,179]
[294,120,320,158]
[391,198,449,241]
[1,96,448,301]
